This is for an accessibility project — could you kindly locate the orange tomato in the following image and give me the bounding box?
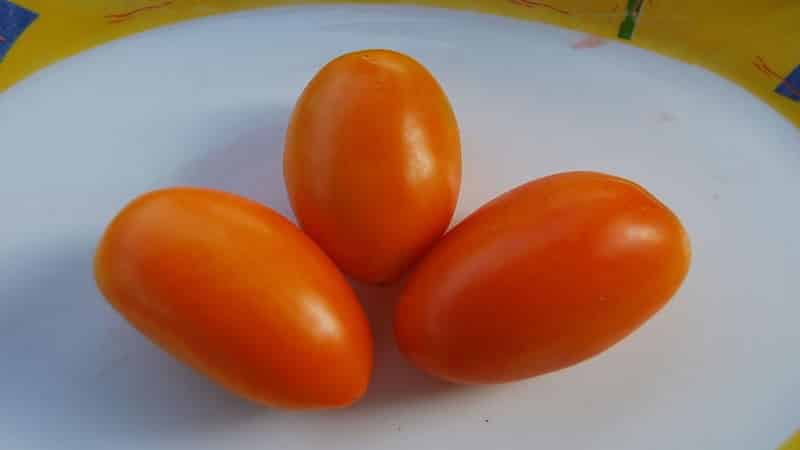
[94,188,372,409]
[284,49,461,284]
[394,172,691,384]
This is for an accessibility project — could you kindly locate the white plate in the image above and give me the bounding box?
[1,5,798,450]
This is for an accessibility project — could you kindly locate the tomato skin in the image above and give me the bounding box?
[94,188,372,409]
[284,49,461,284]
[394,172,691,384]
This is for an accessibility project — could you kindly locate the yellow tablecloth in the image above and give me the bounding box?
[1,0,798,127]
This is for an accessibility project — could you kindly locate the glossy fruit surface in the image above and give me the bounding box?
[95,188,373,409]
[284,49,461,283]
[395,172,691,384]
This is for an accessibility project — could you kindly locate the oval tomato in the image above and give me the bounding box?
[394,172,691,384]
[284,49,461,284]
[94,188,373,409]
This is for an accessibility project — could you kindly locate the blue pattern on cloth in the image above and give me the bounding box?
[775,65,800,102]
[0,0,38,62]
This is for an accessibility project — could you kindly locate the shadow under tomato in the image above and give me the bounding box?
[0,242,265,448]
[347,279,464,411]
